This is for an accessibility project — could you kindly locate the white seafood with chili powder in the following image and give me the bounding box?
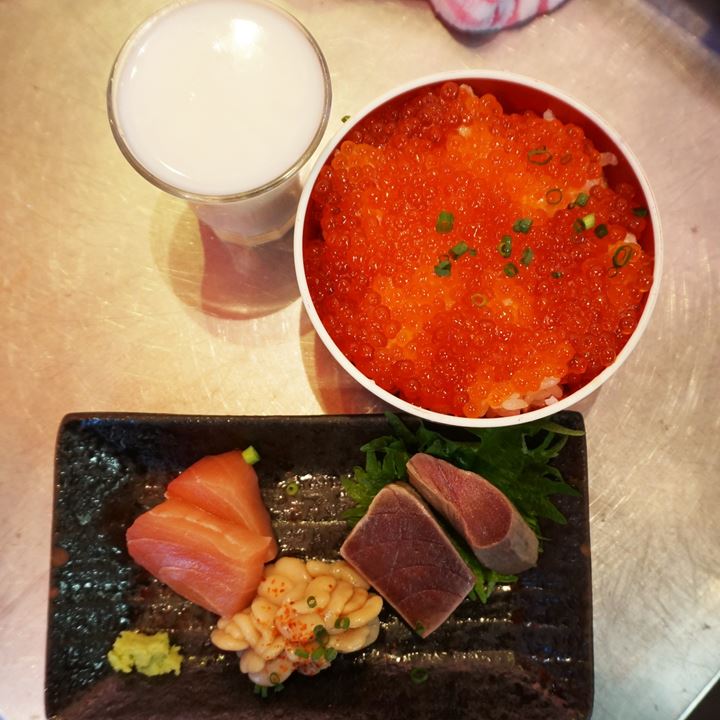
[211,557,382,687]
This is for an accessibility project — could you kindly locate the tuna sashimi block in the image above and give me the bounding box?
[407,453,538,575]
[126,498,271,617]
[340,483,474,638]
[165,450,277,562]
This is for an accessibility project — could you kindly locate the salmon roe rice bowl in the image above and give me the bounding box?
[303,82,654,419]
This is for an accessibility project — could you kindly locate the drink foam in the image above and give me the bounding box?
[112,0,328,197]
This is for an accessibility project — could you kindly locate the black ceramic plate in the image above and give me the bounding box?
[47,412,593,720]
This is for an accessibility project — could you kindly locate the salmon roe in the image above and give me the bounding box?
[304,82,654,418]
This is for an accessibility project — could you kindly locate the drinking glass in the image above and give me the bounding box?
[107,0,332,246]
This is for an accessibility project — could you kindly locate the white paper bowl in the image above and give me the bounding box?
[293,71,662,427]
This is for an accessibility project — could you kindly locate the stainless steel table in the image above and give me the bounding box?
[1,1,718,718]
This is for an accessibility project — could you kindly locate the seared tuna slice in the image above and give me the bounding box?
[340,483,474,638]
[407,453,538,574]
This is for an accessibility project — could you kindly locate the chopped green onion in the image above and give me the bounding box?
[324,647,338,662]
[504,263,519,278]
[468,247,478,256]
[294,647,309,658]
[612,245,634,268]
[434,259,452,277]
[269,672,281,685]
[450,241,469,259]
[551,271,563,278]
[311,646,325,662]
[414,622,425,635]
[545,188,563,205]
[313,625,328,643]
[436,211,454,233]
[527,147,552,165]
[499,235,512,257]
[560,152,573,164]
[632,207,648,217]
[242,446,260,465]
[341,114,351,123]
[520,247,534,266]
[285,481,299,497]
[581,213,596,230]
[334,617,350,630]
[274,683,284,693]
[575,192,589,207]
[573,214,595,232]
[513,218,532,234]
[410,667,430,684]
[471,293,487,308]
[307,596,317,608]
[254,684,269,698]
[594,224,608,238]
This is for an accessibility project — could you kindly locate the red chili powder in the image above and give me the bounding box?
[304,82,653,418]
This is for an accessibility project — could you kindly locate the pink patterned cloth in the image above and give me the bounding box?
[429,0,566,32]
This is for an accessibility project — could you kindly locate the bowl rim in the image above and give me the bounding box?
[293,69,663,428]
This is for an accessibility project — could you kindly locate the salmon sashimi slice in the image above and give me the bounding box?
[165,450,278,562]
[407,453,538,574]
[126,498,271,617]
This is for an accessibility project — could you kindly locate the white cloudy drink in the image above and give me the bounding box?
[108,0,331,244]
